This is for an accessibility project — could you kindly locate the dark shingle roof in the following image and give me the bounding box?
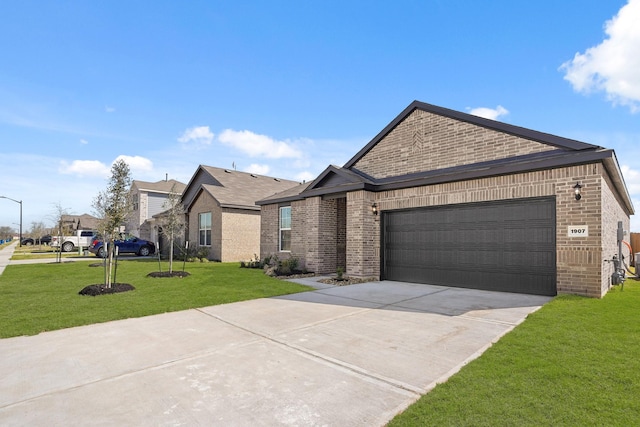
[185,166,300,210]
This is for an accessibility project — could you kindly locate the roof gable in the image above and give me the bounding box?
[344,101,601,178]
[183,165,300,211]
[181,166,223,209]
[308,165,371,189]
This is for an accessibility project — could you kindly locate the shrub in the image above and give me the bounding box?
[240,254,265,269]
[195,247,210,262]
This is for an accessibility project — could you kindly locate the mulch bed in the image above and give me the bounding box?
[146,271,191,278]
[318,277,377,286]
[79,283,135,296]
[275,272,316,280]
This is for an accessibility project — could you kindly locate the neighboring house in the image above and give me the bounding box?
[181,165,299,262]
[258,100,634,298]
[127,178,187,241]
[60,214,100,232]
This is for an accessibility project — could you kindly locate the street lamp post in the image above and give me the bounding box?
[0,196,22,247]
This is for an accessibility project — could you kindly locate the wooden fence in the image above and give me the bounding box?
[631,232,640,266]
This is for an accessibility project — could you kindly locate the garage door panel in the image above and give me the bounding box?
[382,197,556,296]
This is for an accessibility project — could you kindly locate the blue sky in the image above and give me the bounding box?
[1,0,639,232]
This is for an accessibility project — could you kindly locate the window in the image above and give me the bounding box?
[199,212,211,246]
[279,206,291,252]
[132,194,139,211]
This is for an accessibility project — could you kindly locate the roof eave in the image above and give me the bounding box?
[601,153,635,215]
[376,149,616,192]
[219,203,261,211]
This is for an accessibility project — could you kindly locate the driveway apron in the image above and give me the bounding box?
[0,280,551,426]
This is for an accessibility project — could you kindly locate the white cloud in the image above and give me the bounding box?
[59,160,110,177]
[294,171,316,183]
[58,155,153,178]
[105,106,116,113]
[621,165,640,232]
[80,139,88,145]
[218,129,303,159]
[621,165,640,194]
[178,126,214,147]
[467,105,509,121]
[560,0,640,112]
[243,163,271,175]
[114,155,154,173]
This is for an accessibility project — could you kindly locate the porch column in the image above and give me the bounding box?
[346,190,380,278]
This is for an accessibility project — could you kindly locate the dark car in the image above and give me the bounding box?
[89,234,155,257]
[21,235,52,246]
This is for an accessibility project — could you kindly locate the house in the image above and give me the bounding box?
[181,165,299,262]
[60,214,100,232]
[257,101,634,298]
[127,178,187,242]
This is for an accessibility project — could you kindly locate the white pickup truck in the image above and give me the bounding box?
[51,230,97,252]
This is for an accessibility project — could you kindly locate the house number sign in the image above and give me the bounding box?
[567,226,588,237]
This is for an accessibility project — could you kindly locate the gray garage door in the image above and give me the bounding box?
[382,197,556,296]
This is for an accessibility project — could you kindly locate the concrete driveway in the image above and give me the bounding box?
[0,279,551,426]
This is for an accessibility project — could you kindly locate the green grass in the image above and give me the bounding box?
[0,260,312,338]
[10,245,80,260]
[389,279,640,426]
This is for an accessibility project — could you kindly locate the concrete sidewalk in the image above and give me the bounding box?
[0,280,551,426]
[0,241,18,275]
[0,243,94,275]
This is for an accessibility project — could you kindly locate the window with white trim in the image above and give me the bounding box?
[279,206,291,252]
[199,212,211,246]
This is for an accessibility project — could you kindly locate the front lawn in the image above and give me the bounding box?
[389,279,640,426]
[0,260,312,338]
[10,245,81,260]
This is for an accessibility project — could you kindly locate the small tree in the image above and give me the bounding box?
[92,159,132,288]
[0,226,13,241]
[159,184,186,273]
[29,221,47,244]
[51,203,71,263]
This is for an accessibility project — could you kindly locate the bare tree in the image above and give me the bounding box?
[51,203,71,263]
[92,159,132,288]
[159,183,186,273]
[0,226,13,241]
[29,221,47,245]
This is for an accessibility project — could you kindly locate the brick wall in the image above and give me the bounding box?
[261,198,345,274]
[220,209,261,262]
[260,204,280,258]
[337,197,347,269]
[291,199,308,268]
[300,197,340,274]
[188,192,222,261]
[346,190,379,278]
[353,109,555,179]
[601,171,631,294]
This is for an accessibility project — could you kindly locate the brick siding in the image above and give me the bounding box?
[353,109,555,179]
[221,209,260,262]
[189,192,262,262]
